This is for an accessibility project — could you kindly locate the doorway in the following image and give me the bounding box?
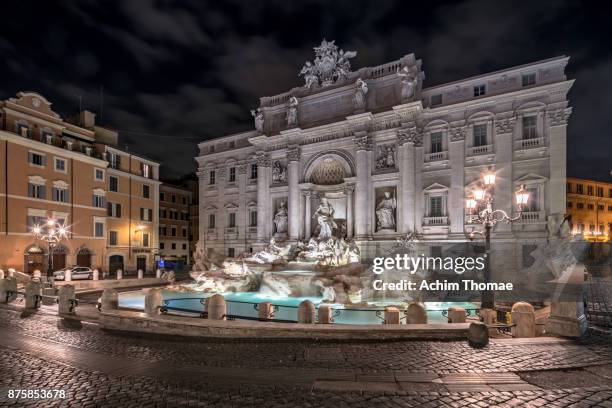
[109,255,124,275]
[136,256,147,273]
[76,248,92,267]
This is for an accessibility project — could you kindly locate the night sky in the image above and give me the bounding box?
[1,1,610,181]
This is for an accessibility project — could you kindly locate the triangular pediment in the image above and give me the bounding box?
[515,173,547,184]
[204,204,218,211]
[424,182,449,192]
[224,202,238,210]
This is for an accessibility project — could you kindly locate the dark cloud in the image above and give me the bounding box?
[0,0,610,180]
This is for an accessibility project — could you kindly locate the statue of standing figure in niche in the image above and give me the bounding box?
[397,66,418,101]
[272,161,287,184]
[274,202,288,234]
[353,78,368,110]
[313,197,337,240]
[376,145,396,169]
[287,97,299,127]
[376,191,397,231]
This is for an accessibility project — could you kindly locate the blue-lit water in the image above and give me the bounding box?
[119,289,477,324]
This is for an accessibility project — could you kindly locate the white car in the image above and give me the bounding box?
[53,266,93,281]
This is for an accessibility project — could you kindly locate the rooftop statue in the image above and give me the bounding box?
[299,39,357,88]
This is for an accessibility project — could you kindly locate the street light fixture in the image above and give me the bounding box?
[32,218,69,277]
[465,172,529,309]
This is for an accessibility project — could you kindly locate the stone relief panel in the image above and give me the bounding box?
[375,144,396,170]
[272,161,287,184]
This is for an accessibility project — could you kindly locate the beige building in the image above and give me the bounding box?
[159,184,192,267]
[0,91,160,274]
[567,177,612,241]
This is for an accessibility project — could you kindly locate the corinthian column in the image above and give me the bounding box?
[304,192,311,239]
[398,127,417,234]
[256,153,271,242]
[345,185,354,238]
[287,145,300,241]
[353,132,370,238]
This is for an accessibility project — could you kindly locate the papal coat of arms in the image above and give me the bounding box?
[299,39,357,88]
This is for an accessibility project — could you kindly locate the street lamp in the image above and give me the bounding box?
[32,218,69,277]
[465,172,529,309]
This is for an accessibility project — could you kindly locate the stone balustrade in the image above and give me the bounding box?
[58,285,76,315]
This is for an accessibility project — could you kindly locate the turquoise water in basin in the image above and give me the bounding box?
[119,290,477,324]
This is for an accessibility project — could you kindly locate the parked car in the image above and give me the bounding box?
[53,266,93,281]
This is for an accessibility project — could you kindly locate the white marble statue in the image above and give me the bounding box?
[250,108,264,132]
[354,78,368,110]
[397,66,418,101]
[287,97,299,126]
[272,161,287,184]
[313,197,337,240]
[274,202,288,234]
[376,191,397,231]
[299,39,356,87]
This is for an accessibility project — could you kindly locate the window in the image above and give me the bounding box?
[429,196,443,217]
[17,123,30,138]
[109,230,118,246]
[107,202,122,218]
[109,176,118,192]
[139,208,153,221]
[182,243,187,250]
[93,194,105,208]
[576,184,583,194]
[567,201,572,208]
[608,206,612,212]
[228,248,235,258]
[228,213,236,228]
[577,203,584,209]
[431,94,442,106]
[143,184,150,199]
[598,204,604,211]
[54,158,66,172]
[596,187,603,197]
[588,203,594,210]
[609,189,612,198]
[473,124,487,147]
[142,163,150,178]
[108,152,120,169]
[473,84,486,97]
[171,243,176,250]
[172,194,176,203]
[526,187,539,211]
[209,171,216,185]
[94,221,104,237]
[567,183,572,193]
[522,73,536,87]
[208,214,215,228]
[250,211,257,227]
[430,132,443,153]
[28,152,45,167]
[26,215,46,231]
[160,192,165,201]
[142,233,149,247]
[171,227,176,237]
[94,168,104,181]
[587,185,594,195]
[53,187,68,202]
[229,167,236,183]
[522,116,537,139]
[160,242,165,249]
[182,197,187,205]
[250,164,258,179]
[28,183,46,199]
[182,228,187,237]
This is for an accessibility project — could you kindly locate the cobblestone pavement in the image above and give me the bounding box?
[0,306,611,407]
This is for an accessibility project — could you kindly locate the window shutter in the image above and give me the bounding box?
[28,183,35,197]
[41,155,47,166]
[140,208,144,220]
[28,152,33,163]
[148,209,153,221]
[116,155,121,169]
[116,204,122,218]
[39,186,46,199]
[107,202,112,216]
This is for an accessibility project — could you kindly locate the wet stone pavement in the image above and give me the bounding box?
[0,306,611,407]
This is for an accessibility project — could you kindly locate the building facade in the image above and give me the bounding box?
[159,183,192,265]
[195,41,572,274]
[567,177,612,241]
[0,91,160,274]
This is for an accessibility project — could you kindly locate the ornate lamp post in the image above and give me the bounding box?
[32,218,68,277]
[465,171,530,309]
